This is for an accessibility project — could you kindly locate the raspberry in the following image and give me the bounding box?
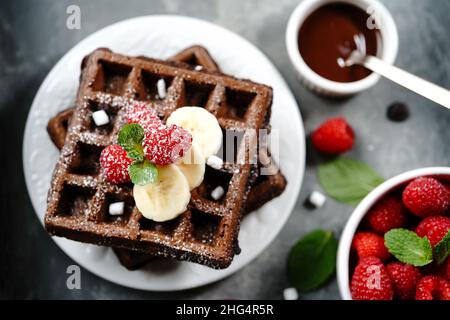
[126,103,192,165]
[415,275,450,300]
[126,103,160,129]
[351,256,393,300]
[402,177,450,218]
[415,216,450,246]
[352,232,391,262]
[99,144,133,184]
[366,196,408,234]
[143,124,192,165]
[386,262,422,300]
[311,117,355,154]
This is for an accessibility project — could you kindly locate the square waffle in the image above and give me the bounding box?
[45,47,273,268]
[46,46,286,270]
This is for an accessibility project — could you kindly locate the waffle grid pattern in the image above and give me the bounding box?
[45,48,272,268]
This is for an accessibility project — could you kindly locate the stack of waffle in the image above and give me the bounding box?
[45,46,286,269]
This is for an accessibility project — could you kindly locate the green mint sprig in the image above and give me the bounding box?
[118,123,157,186]
[318,157,385,206]
[384,229,433,267]
[118,123,145,161]
[287,230,337,293]
[128,159,158,186]
[434,230,450,265]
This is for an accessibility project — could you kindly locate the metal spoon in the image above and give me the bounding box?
[338,47,450,110]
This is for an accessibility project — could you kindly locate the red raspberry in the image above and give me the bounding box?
[99,144,133,184]
[366,196,408,234]
[386,262,422,300]
[352,232,391,262]
[415,216,450,246]
[415,275,450,300]
[402,177,450,218]
[311,117,355,154]
[143,124,192,165]
[126,103,160,129]
[351,256,393,300]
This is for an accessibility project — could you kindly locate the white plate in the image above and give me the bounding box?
[23,15,305,291]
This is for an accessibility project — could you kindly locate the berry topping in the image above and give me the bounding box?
[415,275,450,300]
[126,103,160,128]
[311,117,355,154]
[416,216,450,246]
[386,262,422,300]
[402,177,450,217]
[143,124,192,165]
[351,256,393,300]
[366,196,408,234]
[125,104,193,166]
[99,144,133,184]
[352,232,391,262]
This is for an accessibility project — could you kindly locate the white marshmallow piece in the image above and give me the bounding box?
[309,191,326,208]
[157,78,166,99]
[206,155,223,170]
[211,186,225,201]
[92,110,109,126]
[194,65,203,71]
[283,287,299,300]
[109,202,125,216]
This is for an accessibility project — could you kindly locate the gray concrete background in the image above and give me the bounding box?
[1,0,449,299]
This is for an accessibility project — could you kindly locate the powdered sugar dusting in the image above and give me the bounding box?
[44,48,272,269]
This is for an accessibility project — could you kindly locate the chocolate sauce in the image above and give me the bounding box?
[298,3,381,83]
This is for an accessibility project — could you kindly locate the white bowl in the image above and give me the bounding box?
[337,167,450,300]
[286,0,399,96]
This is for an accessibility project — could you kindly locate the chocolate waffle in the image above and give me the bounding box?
[46,46,286,270]
[45,47,275,269]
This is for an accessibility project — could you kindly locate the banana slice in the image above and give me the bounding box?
[133,164,190,222]
[166,107,222,159]
[176,143,205,190]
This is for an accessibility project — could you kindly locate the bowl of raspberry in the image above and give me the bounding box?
[337,167,450,300]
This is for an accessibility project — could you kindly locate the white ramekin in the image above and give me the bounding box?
[286,0,399,96]
[337,167,450,300]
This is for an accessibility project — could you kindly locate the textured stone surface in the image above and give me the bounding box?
[1,0,449,299]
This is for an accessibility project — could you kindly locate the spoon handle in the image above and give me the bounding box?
[362,55,450,110]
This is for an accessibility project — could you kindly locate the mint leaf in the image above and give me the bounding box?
[384,229,433,267]
[434,230,450,265]
[128,159,158,186]
[118,123,145,161]
[287,230,337,293]
[318,157,384,206]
